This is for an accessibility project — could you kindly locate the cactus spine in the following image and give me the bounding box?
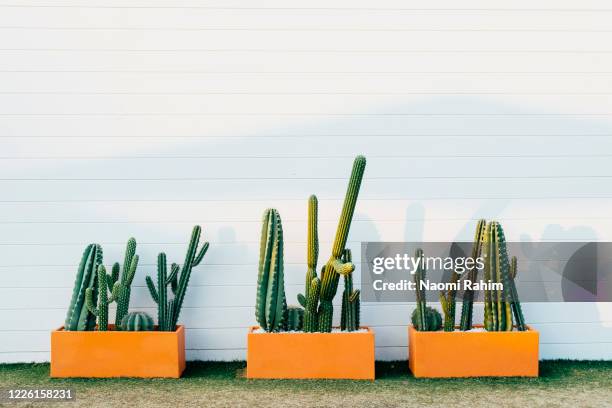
[459,219,486,330]
[340,249,360,331]
[64,244,103,331]
[413,248,429,331]
[85,265,118,331]
[298,195,320,332]
[255,209,287,332]
[146,226,209,331]
[317,155,366,332]
[113,238,139,329]
[121,311,154,331]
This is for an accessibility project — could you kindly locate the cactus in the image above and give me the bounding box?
[85,265,118,331]
[340,248,360,331]
[286,306,304,331]
[113,238,139,329]
[254,209,287,332]
[412,248,429,331]
[64,244,103,331]
[459,219,486,330]
[299,277,321,332]
[298,195,320,332]
[509,256,527,331]
[120,311,154,331]
[482,221,513,331]
[411,306,442,331]
[317,156,366,332]
[146,226,209,331]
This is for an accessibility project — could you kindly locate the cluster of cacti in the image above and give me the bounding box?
[316,156,366,332]
[146,225,209,332]
[120,311,155,331]
[65,244,103,331]
[254,156,366,333]
[455,220,526,331]
[84,239,139,331]
[411,306,442,331]
[482,221,526,331]
[65,239,145,332]
[296,156,366,332]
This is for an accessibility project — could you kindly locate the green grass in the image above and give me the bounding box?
[1,361,611,407]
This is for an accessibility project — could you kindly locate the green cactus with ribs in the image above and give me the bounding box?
[255,208,288,332]
[65,239,140,331]
[64,244,103,331]
[459,219,487,330]
[297,195,321,332]
[120,311,155,331]
[146,225,209,331]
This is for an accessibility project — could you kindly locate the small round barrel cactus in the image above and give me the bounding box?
[411,306,442,331]
[120,312,155,331]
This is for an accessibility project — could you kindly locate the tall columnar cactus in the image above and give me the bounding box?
[85,265,117,331]
[317,155,366,332]
[146,226,209,331]
[340,249,360,331]
[483,221,513,331]
[413,248,429,331]
[121,311,154,331]
[298,195,320,332]
[509,256,527,331]
[113,238,139,329]
[64,244,103,331]
[255,209,287,332]
[459,219,486,330]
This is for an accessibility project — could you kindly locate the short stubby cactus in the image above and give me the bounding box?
[255,209,287,332]
[285,306,304,331]
[64,244,103,331]
[120,311,154,331]
[411,306,442,331]
[146,226,209,331]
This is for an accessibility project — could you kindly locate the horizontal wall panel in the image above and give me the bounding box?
[2,135,612,158]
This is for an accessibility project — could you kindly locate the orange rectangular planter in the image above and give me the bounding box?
[408,325,539,378]
[50,325,186,378]
[247,326,375,379]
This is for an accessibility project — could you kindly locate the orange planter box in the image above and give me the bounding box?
[408,325,539,378]
[50,325,186,378]
[247,326,375,379]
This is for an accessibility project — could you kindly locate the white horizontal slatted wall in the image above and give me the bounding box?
[1,0,612,363]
